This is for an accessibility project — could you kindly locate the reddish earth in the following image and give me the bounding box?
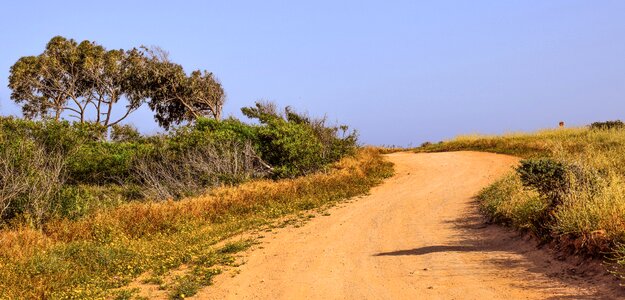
[194,152,623,299]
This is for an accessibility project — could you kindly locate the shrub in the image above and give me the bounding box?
[516,158,569,203]
[0,139,66,227]
[0,116,101,154]
[55,184,139,220]
[242,101,357,178]
[67,141,153,184]
[254,117,325,178]
[133,140,264,200]
[589,120,625,130]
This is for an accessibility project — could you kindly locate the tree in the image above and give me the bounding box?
[9,37,83,121]
[140,47,226,129]
[9,36,147,127]
[78,41,144,127]
[187,70,225,120]
[9,36,225,130]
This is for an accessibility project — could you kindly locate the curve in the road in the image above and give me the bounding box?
[195,151,622,300]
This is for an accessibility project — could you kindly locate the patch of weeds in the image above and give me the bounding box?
[141,274,164,285]
[194,266,221,284]
[169,275,200,299]
[231,269,241,277]
[218,240,253,254]
[113,287,140,300]
[169,268,220,300]
[297,200,316,210]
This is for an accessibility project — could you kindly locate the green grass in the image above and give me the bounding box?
[0,148,393,299]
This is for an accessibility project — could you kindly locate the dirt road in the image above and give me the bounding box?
[196,152,622,299]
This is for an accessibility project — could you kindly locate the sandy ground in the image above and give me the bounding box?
[194,151,624,299]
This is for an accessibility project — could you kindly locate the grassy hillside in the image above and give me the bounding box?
[0,101,379,299]
[0,148,393,299]
[418,126,625,269]
[0,102,358,228]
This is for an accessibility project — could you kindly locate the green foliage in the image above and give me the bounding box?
[242,101,358,178]
[516,158,569,202]
[255,117,325,177]
[8,36,225,129]
[111,124,141,142]
[56,184,140,220]
[0,101,359,223]
[168,117,257,151]
[589,120,625,130]
[68,141,153,184]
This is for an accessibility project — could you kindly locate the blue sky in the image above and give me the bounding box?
[1,1,625,146]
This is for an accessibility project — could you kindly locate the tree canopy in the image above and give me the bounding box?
[8,36,224,129]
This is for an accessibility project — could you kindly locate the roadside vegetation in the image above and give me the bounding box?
[0,36,394,299]
[417,122,625,271]
[0,102,358,229]
[0,148,392,299]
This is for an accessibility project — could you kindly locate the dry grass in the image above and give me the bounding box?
[0,148,393,299]
[415,127,618,158]
[422,127,625,263]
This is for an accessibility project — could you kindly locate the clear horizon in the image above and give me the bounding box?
[1,1,625,146]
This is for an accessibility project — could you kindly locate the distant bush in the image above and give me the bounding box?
[0,116,102,153]
[242,101,357,178]
[589,120,625,130]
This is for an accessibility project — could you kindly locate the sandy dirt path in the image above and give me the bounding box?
[195,151,622,299]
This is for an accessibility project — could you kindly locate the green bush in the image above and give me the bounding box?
[242,102,357,178]
[516,158,569,203]
[67,142,153,184]
[254,117,324,178]
[589,120,625,130]
[56,184,140,220]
